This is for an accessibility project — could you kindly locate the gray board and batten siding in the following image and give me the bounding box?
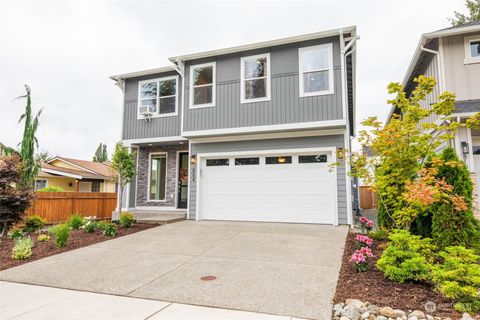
[123,71,182,140]
[183,36,344,132]
[188,134,348,224]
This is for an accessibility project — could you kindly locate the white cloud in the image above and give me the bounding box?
[0,0,466,158]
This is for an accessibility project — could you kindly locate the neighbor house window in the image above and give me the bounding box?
[240,53,271,103]
[91,181,101,192]
[299,43,334,96]
[148,153,167,201]
[34,180,47,190]
[138,76,178,118]
[190,62,215,108]
[464,35,480,64]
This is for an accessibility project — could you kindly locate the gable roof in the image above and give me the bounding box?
[46,157,115,179]
[40,163,106,180]
[110,26,357,80]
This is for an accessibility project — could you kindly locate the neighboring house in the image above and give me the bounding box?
[35,157,117,192]
[110,26,358,225]
[388,20,480,199]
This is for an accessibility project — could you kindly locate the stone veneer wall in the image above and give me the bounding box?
[471,172,480,220]
[136,145,188,207]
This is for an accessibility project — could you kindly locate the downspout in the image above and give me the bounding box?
[420,46,444,92]
[340,32,359,226]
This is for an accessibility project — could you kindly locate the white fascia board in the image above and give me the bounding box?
[169,26,356,62]
[182,119,347,138]
[122,136,188,146]
[46,157,97,174]
[109,66,177,81]
[41,168,83,180]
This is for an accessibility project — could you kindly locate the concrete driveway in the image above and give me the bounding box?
[0,221,348,320]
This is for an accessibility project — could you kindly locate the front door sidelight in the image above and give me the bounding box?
[177,152,189,209]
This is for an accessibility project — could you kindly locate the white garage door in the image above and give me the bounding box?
[198,151,337,224]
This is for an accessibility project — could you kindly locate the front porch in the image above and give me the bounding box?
[123,139,190,220]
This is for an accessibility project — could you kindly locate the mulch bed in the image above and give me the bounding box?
[334,232,461,319]
[0,223,156,271]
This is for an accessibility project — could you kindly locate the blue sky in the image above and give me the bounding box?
[0,0,466,159]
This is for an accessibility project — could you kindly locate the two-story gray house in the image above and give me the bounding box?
[110,26,358,225]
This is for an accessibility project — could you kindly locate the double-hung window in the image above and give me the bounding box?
[465,35,480,64]
[190,62,216,108]
[240,53,271,103]
[299,44,334,97]
[138,76,178,118]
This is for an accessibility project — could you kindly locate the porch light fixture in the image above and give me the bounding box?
[190,155,197,165]
[337,147,344,159]
[462,141,470,154]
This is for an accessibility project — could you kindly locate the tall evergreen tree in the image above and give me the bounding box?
[93,143,108,162]
[17,85,42,188]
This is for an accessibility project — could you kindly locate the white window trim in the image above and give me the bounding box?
[298,43,334,97]
[147,152,168,202]
[464,35,480,65]
[137,75,179,120]
[189,62,216,109]
[240,53,271,104]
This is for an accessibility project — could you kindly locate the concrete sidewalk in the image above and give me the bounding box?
[0,281,302,320]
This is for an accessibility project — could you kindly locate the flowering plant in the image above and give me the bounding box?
[355,234,373,247]
[350,251,368,272]
[357,246,374,258]
[359,216,375,233]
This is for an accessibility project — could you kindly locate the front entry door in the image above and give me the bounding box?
[177,152,189,209]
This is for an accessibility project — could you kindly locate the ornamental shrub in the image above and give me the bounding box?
[432,246,480,313]
[369,228,389,241]
[68,214,84,229]
[11,237,34,260]
[23,215,46,233]
[8,228,24,240]
[37,186,64,192]
[82,218,97,233]
[428,148,480,250]
[101,222,116,237]
[376,230,436,283]
[119,212,135,228]
[48,223,69,248]
[37,233,50,242]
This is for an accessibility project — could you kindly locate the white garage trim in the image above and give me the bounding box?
[195,147,338,225]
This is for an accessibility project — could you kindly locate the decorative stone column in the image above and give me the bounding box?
[470,172,480,220]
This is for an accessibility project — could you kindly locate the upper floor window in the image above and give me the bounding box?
[240,53,271,103]
[464,35,480,64]
[190,62,216,108]
[138,76,178,118]
[299,44,334,97]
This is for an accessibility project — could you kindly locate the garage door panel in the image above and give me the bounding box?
[199,151,336,224]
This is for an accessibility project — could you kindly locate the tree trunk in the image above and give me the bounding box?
[115,184,123,221]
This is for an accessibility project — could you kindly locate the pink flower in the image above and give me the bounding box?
[355,234,373,247]
[356,246,374,258]
[350,252,366,263]
[359,216,375,231]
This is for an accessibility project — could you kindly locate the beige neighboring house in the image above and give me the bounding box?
[35,157,117,193]
[389,20,480,182]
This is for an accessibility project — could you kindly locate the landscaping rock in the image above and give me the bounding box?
[461,313,473,320]
[375,316,388,320]
[346,299,365,310]
[340,317,351,320]
[426,315,433,320]
[407,317,418,320]
[408,311,425,319]
[393,309,406,318]
[379,306,397,318]
[341,304,361,320]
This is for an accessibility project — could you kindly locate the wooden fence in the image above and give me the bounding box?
[359,186,377,209]
[26,192,117,223]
